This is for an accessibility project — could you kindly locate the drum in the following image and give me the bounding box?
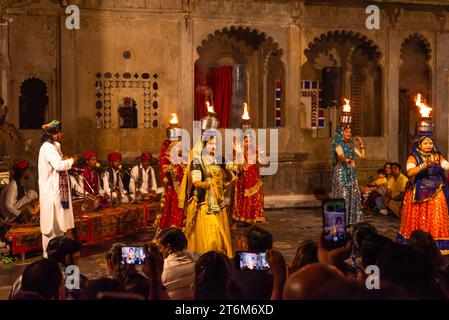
[72,195,99,216]
[20,198,40,215]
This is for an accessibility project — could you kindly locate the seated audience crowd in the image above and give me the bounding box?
[8,224,449,300]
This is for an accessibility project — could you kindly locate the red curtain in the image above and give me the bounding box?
[194,65,233,128]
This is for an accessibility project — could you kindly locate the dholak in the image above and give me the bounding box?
[20,198,40,215]
[72,195,99,216]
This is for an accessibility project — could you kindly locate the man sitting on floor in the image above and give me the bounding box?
[129,152,157,199]
[0,160,38,222]
[102,152,132,203]
[379,162,409,217]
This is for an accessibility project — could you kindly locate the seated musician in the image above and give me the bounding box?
[71,149,106,198]
[129,152,157,199]
[102,152,132,203]
[0,160,38,222]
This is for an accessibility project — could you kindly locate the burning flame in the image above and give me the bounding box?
[169,113,179,125]
[242,103,250,120]
[206,101,215,113]
[343,98,351,113]
[415,94,432,118]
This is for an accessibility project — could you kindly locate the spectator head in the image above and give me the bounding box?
[81,278,125,300]
[437,263,449,300]
[193,251,232,300]
[283,263,346,300]
[106,243,135,280]
[245,225,273,252]
[352,222,378,258]
[21,259,63,300]
[408,230,443,270]
[383,162,392,177]
[361,234,393,268]
[156,227,188,258]
[391,163,402,177]
[377,242,435,298]
[10,291,45,300]
[376,169,386,178]
[290,240,318,274]
[47,236,82,267]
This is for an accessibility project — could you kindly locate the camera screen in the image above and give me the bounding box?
[120,247,146,265]
[238,252,270,271]
[323,200,346,244]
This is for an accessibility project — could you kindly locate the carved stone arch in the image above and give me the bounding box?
[304,29,382,65]
[400,33,432,64]
[196,25,284,66]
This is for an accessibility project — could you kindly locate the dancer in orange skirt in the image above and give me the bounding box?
[230,135,265,228]
[397,135,449,254]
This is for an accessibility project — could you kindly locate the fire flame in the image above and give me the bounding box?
[206,101,215,113]
[169,113,179,125]
[415,94,432,118]
[242,103,250,120]
[343,98,351,113]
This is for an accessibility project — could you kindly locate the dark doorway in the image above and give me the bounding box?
[19,78,48,129]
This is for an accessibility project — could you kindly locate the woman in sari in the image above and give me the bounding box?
[397,135,449,254]
[230,135,265,229]
[331,125,366,225]
[156,140,185,233]
[178,133,235,258]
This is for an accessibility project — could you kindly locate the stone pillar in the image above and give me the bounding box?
[434,31,449,157]
[0,24,9,104]
[386,28,400,162]
[60,14,77,154]
[179,16,194,136]
[284,24,301,153]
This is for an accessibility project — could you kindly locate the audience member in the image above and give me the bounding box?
[193,251,243,300]
[362,169,388,210]
[10,259,64,300]
[379,163,408,217]
[106,243,150,299]
[156,227,198,300]
[283,263,347,300]
[290,240,318,274]
[408,230,444,271]
[232,225,274,300]
[9,236,86,299]
[377,242,436,299]
[81,278,126,300]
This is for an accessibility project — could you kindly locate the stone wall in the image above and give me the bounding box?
[3,0,449,196]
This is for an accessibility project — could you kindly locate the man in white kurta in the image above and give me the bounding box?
[102,152,132,203]
[0,160,38,221]
[129,152,157,197]
[38,120,78,257]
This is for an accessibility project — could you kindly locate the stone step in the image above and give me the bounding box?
[264,194,328,209]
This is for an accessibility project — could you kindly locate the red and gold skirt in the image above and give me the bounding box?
[398,188,449,254]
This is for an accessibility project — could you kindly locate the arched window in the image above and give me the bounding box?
[19,78,48,129]
[195,26,284,128]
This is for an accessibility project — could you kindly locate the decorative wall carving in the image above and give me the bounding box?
[95,72,159,129]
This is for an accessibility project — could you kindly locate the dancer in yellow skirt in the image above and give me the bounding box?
[178,131,236,258]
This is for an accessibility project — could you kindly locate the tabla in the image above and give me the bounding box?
[20,198,40,215]
[72,195,99,216]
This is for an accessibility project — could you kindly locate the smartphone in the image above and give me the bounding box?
[235,251,270,271]
[120,246,146,265]
[322,199,347,248]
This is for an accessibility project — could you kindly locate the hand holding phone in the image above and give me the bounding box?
[322,199,347,249]
[235,251,270,271]
[120,246,146,265]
